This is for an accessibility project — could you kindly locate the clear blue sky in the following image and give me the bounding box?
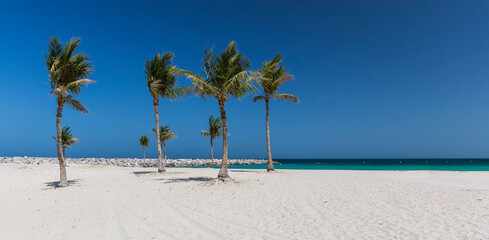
[1,0,489,159]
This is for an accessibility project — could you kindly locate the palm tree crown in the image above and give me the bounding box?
[201,116,223,139]
[180,41,255,100]
[139,135,150,148]
[145,52,194,101]
[52,126,79,149]
[46,37,95,113]
[152,126,177,143]
[60,126,79,148]
[253,54,299,103]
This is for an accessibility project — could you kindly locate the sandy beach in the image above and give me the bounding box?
[0,164,488,239]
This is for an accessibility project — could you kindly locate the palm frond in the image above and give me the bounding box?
[273,93,300,103]
[223,70,258,98]
[60,38,81,63]
[274,74,295,86]
[201,130,210,137]
[165,86,197,100]
[66,137,79,145]
[66,78,95,89]
[179,69,216,97]
[253,96,265,102]
[65,95,89,114]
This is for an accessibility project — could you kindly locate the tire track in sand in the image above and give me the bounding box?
[127,177,227,240]
[161,197,291,240]
[135,174,290,239]
[99,188,176,240]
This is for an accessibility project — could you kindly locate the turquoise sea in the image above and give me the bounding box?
[208,159,489,171]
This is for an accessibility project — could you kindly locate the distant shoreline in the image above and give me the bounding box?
[0,156,267,167]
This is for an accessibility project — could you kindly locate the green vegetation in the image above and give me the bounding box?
[139,135,150,167]
[180,41,256,180]
[52,126,79,159]
[201,116,223,168]
[45,36,94,187]
[145,52,193,173]
[254,54,299,172]
[153,126,177,168]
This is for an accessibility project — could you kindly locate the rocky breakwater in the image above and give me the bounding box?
[0,156,267,168]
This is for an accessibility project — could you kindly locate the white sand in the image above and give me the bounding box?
[0,164,488,239]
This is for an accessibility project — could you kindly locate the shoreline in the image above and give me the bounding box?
[0,156,267,167]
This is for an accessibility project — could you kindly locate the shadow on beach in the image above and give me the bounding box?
[229,169,261,173]
[132,171,156,176]
[159,177,214,183]
[133,171,186,177]
[43,179,80,188]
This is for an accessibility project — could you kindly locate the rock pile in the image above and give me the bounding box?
[0,156,267,168]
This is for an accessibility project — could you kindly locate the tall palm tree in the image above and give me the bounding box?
[52,126,79,159]
[180,41,256,180]
[145,52,193,173]
[139,135,150,167]
[253,54,299,172]
[45,37,94,187]
[201,116,223,168]
[152,126,177,167]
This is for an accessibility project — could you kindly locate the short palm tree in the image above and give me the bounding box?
[139,135,150,167]
[254,54,299,172]
[152,126,177,167]
[46,37,94,187]
[180,41,256,180]
[145,52,193,173]
[52,126,79,159]
[201,116,223,168]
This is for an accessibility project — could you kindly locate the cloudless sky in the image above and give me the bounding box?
[1,0,489,159]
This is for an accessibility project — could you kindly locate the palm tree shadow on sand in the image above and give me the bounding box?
[132,171,155,176]
[44,179,80,188]
[229,169,261,173]
[132,171,186,177]
[158,177,214,183]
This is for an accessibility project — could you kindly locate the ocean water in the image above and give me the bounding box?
[207,159,489,171]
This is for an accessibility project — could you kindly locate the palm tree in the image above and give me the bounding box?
[201,116,223,168]
[45,37,94,187]
[139,135,150,167]
[253,54,299,172]
[152,126,177,167]
[180,41,256,180]
[52,126,79,159]
[145,52,193,173]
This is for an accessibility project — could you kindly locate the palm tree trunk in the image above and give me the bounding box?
[209,138,214,168]
[218,99,230,179]
[163,142,167,167]
[143,146,146,167]
[63,147,66,160]
[153,99,165,172]
[56,97,68,187]
[266,99,274,172]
